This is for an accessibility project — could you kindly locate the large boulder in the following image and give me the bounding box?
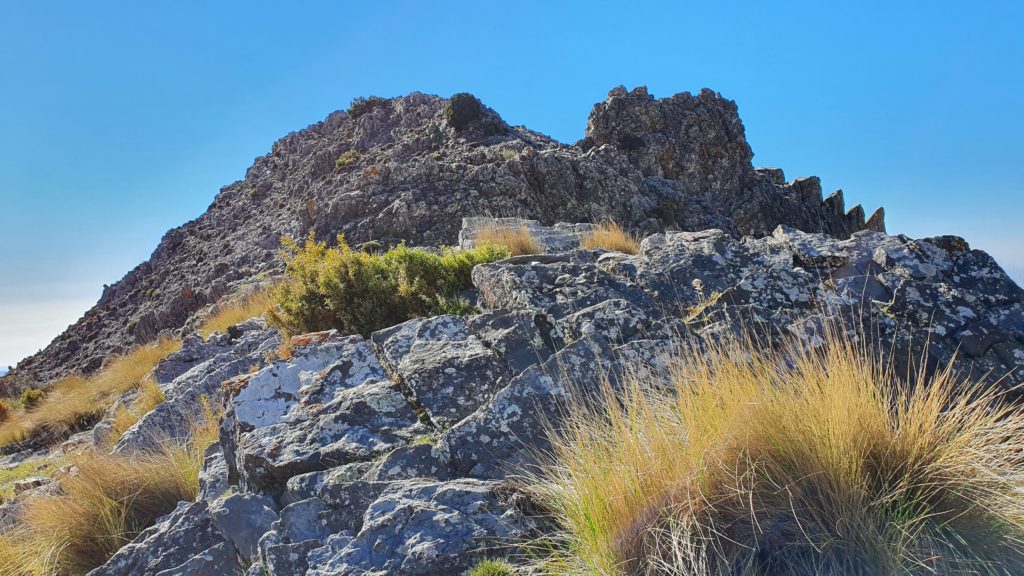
[220,332,425,494]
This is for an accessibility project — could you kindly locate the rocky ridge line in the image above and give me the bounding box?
[9,86,882,384]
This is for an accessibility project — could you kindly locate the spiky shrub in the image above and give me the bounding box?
[532,331,1024,575]
[0,406,219,575]
[475,225,542,256]
[580,221,639,255]
[269,234,508,337]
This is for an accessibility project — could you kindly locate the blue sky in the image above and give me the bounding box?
[0,1,1021,368]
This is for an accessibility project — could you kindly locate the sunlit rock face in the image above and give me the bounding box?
[13,87,882,385]
[77,216,1022,576]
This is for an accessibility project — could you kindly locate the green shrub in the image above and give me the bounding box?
[269,234,508,337]
[20,389,44,411]
[468,559,515,576]
[348,96,389,118]
[444,93,483,131]
[335,149,360,170]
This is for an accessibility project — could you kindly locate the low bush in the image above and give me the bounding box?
[580,221,639,254]
[532,330,1024,575]
[0,400,9,422]
[444,92,483,131]
[0,406,218,575]
[269,234,508,337]
[474,225,541,256]
[0,338,181,447]
[347,95,389,118]
[198,289,273,339]
[19,389,44,411]
[335,149,360,170]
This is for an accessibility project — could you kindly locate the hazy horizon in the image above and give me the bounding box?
[2,1,1021,370]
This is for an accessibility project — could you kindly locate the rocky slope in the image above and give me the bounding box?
[10,87,883,384]
[0,218,1003,575]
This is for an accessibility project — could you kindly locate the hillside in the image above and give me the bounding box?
[6,87,1023,576]
[8,87,883,384]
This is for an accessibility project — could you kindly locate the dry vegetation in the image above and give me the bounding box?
[198,289,274,339]
[0,338,181,448]
[580,221,639,254]
[0,406,219,576]
[533,331,1024,575]
[475,224,542,256]
[108,377,166,443]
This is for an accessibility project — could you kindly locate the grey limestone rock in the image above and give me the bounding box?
[15,87,882,385]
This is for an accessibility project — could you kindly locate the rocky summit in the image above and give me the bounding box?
[42,217,1016,575]
[11,87,883,384]
[5,87,1023,576]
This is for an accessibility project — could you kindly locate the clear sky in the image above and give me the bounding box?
[0,1,1021,369]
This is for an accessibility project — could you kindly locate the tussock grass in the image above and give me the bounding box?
[109,377,167,443]
[0,406,219,576]
[532,330,1024,575]
[198,289,273,339]
[475,224,542,256]
[0,338,181,448]
[580,221,639,254]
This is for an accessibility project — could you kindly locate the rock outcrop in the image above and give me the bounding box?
[10,87,883,384]
[74,218,1020,576]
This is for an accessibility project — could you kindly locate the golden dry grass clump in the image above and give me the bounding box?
[0,406,219,576]
[533,331,1024,575]
[475,224,542,256]
[580,221,639,254]
[198,289,274,339]
[0,338,181,447]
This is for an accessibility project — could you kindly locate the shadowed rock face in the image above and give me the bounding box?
[11,87,883,383]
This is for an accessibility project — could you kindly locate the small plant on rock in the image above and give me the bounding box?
[19,389,44,411]
[468,558,516,576]
[580,221,639,254]
[475,224,542,256]
[347,95,389,118]
[335,149,360,170]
